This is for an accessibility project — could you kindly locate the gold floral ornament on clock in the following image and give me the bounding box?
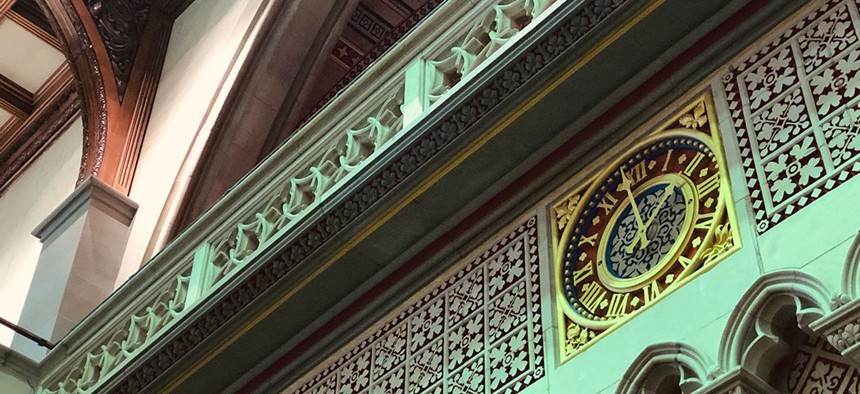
[552,95,740,362]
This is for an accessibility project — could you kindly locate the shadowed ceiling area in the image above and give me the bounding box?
[300,0,440,122]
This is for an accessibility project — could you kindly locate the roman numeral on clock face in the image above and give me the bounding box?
[683,152,705,176]
[694,211,717,230]
[697,173,720,196]
[662,149,674,171]
[642,281,662,304]
[572,262,594,285]
[579,282,607,312]
[678,255,695,269]
[579,233,598,246]
[625,161,648,184]
[606,293,629,318]
[597,193,618,215]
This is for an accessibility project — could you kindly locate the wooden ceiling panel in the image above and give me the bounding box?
[0,18,65,91]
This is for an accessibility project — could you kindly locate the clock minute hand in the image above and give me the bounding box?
[619,171,649,253]
[639,182,676,249]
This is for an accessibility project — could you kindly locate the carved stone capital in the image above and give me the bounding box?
[810,297,860,363]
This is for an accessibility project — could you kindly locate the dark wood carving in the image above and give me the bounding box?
[85,0,154,99]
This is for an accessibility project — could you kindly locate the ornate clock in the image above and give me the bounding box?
[552,96,739,361]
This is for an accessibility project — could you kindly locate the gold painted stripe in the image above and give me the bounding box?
[162,0,666,391]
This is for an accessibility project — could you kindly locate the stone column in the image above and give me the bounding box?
[12,177,137,360]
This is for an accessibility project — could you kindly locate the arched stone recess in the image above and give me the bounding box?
[809,230,860,366]
[717,270,833,380]
[842,231,860,300]
[616,343,713,394]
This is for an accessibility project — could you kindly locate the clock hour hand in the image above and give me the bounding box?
[619,170,649,253]
[639,182,676,248]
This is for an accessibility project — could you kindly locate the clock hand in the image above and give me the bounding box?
[639,182,676,249]
[619,170,649,253]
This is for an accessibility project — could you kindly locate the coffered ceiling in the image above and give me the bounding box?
[0,0,78,194]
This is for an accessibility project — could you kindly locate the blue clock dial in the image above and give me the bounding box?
[606,184,688,279]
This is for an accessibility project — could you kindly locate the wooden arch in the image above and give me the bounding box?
[35,0,188,194]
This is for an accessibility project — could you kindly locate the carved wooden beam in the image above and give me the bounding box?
[0,73,34,119]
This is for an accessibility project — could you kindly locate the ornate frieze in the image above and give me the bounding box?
[722,0,860,233]
[350,4,391,42]
[303,0,444,123]
[290,217,544,394]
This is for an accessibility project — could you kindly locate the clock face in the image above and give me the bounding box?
[558,131,724,329]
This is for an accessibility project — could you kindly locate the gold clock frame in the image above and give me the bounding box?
[551,93,741,363]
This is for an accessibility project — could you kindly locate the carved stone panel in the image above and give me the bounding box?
[289,217,545,394]
[722,0,860,233]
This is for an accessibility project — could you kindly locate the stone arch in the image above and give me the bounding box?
[842,231,860,300]
[616,342,712,394]
[718,270,833,380]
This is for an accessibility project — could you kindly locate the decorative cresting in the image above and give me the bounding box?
[552,95,740,363]
[288,217,544,394]
[722,0,860,234]
[84,0,153,99]
[36,0,594,391]
[718,271,833,380]
[616,343,712,394]
[424,0,558,106]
